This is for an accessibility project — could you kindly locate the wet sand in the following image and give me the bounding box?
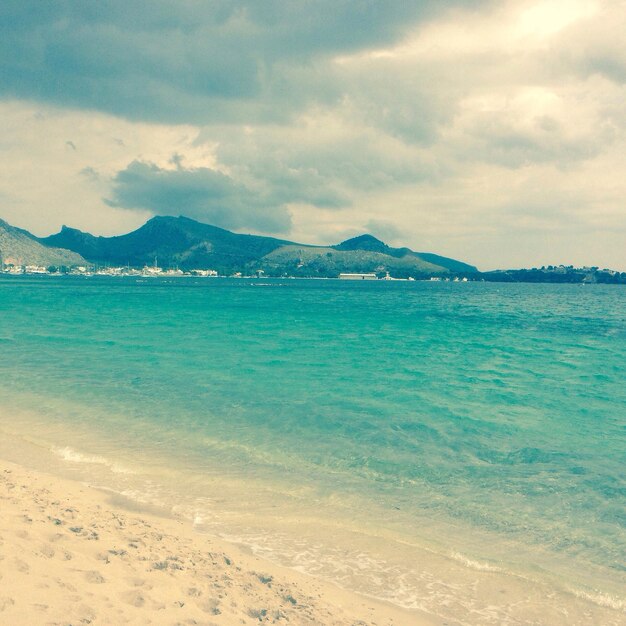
[0,458,442,625]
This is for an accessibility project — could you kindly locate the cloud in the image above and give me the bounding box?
[553,1,626,84]
[79,166,100,182]
[442,81,622,169]
[106,160,292,233]
[209,109,439,202]
[0,101,210,236]
[0,0,484,125]
[364,219,403,243]
[0,1,625,270]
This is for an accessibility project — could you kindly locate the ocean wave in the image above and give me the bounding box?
[449,550,503,572]
[568,588,626,611]
[52,446,132,474]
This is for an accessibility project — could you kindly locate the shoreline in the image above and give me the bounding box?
[1,409,625,625]
[0,456,441,625]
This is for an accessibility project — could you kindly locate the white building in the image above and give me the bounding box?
[339,273,378,280]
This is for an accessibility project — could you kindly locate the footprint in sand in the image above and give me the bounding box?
[77,604,96,622]
[200,598,222,615]
[120,589,148,608]
[84,570,105,584]
[55,578,78,592]
[0,597,15,611]
[39,543,55,558]
[127,577,152,590]
[13,558,29,573]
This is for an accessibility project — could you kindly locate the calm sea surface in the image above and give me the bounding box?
[1,276,624,624]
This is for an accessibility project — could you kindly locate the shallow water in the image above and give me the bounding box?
[1,275,624,624]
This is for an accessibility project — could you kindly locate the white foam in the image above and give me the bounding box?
[52,446,132,474]
[569,588,626,611]
[449,550,503,572]
[54,446,105,464]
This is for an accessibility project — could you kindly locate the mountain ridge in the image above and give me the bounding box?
[0,218,86,267]
[0,215,477,276]
[38,215,477,276]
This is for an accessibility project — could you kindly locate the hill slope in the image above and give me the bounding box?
[0,219,85,267]
[260,243,447,277]
[334,234,477,273]
[40,216,293,274]
[37,215,476,276]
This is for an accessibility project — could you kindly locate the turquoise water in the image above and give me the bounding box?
[0,276,624,624]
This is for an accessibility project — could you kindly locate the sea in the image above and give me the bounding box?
[0,275,624,625]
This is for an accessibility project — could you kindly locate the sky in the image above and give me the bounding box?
[1,0,625,270]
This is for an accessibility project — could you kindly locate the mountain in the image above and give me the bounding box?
[334,234,391,254]
[40,216,294,274]
[334,234,477,273]
[37,215,477,277]
[7,215,624,282]
[260,239,449,277]
[0,219,85,267]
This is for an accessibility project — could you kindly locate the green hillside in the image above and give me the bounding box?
[34,215,477,277]
[40,216,292,274]
[259,244,447,277]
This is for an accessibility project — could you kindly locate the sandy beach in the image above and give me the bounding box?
[0,458,442,626]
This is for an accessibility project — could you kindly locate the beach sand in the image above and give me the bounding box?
[0,458,442,626]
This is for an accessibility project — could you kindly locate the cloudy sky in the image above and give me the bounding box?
[1,0,624,269]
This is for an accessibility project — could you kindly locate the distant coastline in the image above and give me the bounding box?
[1,263,625,284]
[2,215,624,283]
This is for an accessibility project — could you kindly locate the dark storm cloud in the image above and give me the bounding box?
[106,160,295,233]
[0,0,485,124]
